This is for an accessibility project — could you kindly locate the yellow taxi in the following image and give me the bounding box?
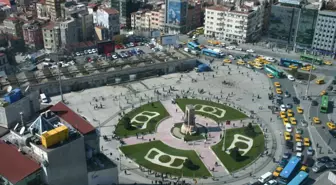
[276,88,283,94]
[301,67,309,71]
[254,63,263,69]
[289,65,298,69]
[284,132,291,141]
[313,117,321,124]
[280,111,287,118]
[295,134,302,142]
[297,106,303,114]
[316,79,325,85]
[273,167,283,177]
[248,61,255,65]
[290,117,297,125]
[283,118,290,125]
[274,82,281,87]
[327,122,336,130]
[320,90,327,96]
[267,73,274,78]
[324,61,333,65]
[237,60,245,65]
[287,109,294,117]
[223,59,232,63]
[304,138,310,146]
[300,165,308,171]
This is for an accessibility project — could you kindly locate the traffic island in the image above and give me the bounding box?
[211,125,265,172]
[120,140,211,178]
[114,102,169,138]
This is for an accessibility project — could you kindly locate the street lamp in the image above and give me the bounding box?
[57,62,64,102]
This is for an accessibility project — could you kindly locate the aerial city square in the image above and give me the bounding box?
[1,0,336,185]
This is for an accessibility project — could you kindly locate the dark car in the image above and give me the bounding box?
[312,100,318,106]
[280,158,289,167]
[329,130,336,138]
[317,156,331,163]
[292,97,300,104]
[282,152,291,159]
[327,86,334,91]
[326,161,336,169]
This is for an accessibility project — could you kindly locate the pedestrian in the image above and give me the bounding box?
[316,143,319,148]
[279,131,282,136]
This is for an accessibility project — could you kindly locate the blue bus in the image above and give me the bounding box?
[187,42,201,51]
[280,58,303,68]
[201,48,224,58]
[264,64,284,78]
[279,156,301,184]
[287,171,309,185]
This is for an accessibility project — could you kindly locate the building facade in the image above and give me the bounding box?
[3,17,23,38]
[186,1,202,32]
[45,0,61,20]
[60,17,78,46]
[268,0,318,50]
[42,22,61,52]
[0,52,10,72]
[22,20,45,49]
[312,10,336,56]
[96,8,120,40]
[204,3,263,43]
[111,0,142,29]
[131,2,166,31]
[164,0,188,34]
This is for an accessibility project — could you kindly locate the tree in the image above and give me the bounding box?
[113,34,126,44]
[230,147,241,160]
[183,159,199,170]
[122,116,132,130]
[245,122,255,136]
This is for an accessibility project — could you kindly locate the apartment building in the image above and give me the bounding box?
[204,3,263,43]
[42,22,61,52]
[111,0,143,29]
[3,17,23,38]
[96,8,120,40]
[22,20,45,49]
[186,1,202,32]
[45,0,61,20]
[131,3,165,31]
[60,17,78,46]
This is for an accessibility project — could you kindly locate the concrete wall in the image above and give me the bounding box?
[28,58,198,97]
[84,131,100,155]
[88,167,118,185]
[46,136,88,185]
[0,91,40,129]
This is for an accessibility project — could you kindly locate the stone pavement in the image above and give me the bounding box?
[50,58,283,184]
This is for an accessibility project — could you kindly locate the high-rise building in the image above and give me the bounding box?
[3,17,23,38]
[96,8,120,40]
[45,0,61,20]
[22,20,46,49]
[42,22,61,52]
[111,0,142,29]
[311,2,336,56]
[268,0,318,50]
[164,0,188,34]
[204,2,264,43]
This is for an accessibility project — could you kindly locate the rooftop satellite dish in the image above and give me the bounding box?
[6,86,12,93]
[19,127,26,135]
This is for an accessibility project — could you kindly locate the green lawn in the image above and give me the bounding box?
[115,102,169,138]
[120,141,211,177]
[176,99,247,122]
[211,126,265,172]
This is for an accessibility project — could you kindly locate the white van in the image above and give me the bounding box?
[258,172,273,183]
[40,93,48,103]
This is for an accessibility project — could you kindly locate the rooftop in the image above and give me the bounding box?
[50,102,95,135]
[0,140,41,184]
[206,5,233,12]
[102,8,119,15]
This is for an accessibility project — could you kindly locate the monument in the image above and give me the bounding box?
[181,105,197,134]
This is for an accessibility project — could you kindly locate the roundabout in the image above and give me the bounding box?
[119,98,265,178]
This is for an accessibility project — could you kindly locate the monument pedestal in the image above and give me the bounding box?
[181,105,197,135]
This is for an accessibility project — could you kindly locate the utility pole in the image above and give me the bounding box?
[305,62,314,97]
[57,62,64,102]
[222,124,226,151]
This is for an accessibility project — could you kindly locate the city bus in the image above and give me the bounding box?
[287,171,309,185]
[201,48,225,58]
[300,54,323,65]
[320,95,329,113]
[279,156,301,184]
[187,42,201,51]
[264,64,284,78]
[280,58,303,68]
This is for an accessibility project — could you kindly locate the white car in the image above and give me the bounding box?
[112,55,118,59]
[235,47,243,51]
[184,48,190,52]
[285,123,292,132]
[228,55,235,59]
[280,104,287,112]
[265,179,278,185]
[91,48,97,53]
[226,46,236,50]
[75,52,81,56]
[246,49,255,53]
[287,75,295,81]
[88,49,93,54]
[296,152,303,158]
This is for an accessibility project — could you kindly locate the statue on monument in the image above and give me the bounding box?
[181,105,197,135]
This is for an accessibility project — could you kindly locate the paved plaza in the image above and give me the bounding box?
[51,59,284,184]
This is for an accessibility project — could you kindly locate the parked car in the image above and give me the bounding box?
[329,130,336,138]
[292,97,300,104]
[246,49,255,53]
[307,147,314,156]
[326,161,336,169]
[312,162,326,173]
[317,156,331,163]
[300,120,308,127]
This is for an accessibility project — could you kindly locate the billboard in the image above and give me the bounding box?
[161,35,177,45]
[97,40,115,55]
[167,0,187,26]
